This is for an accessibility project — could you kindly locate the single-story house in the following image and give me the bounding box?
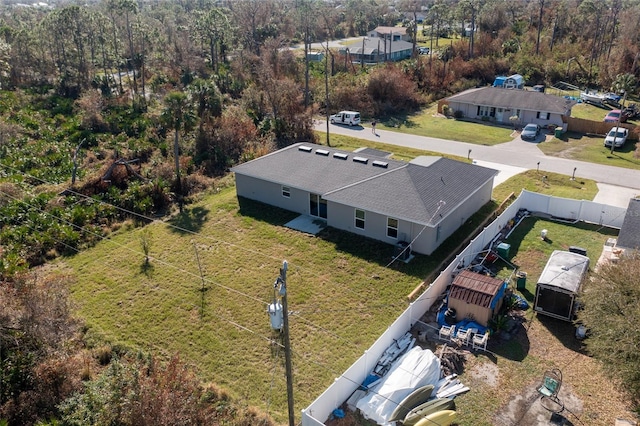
[448,270,506,327]
[340,36,413,63]
[231,143,498,255]
[368,26,412,42]
[615,197,640,250]
[446,87,577,129]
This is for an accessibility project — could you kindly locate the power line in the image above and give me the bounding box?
[0,163,413,316]
[0,198,448,426]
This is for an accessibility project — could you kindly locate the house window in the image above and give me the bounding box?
[387,217,398,239]
[355,209,365,229]
[536,111,550,120]
[477,106,496,117]
[282,186,290,198]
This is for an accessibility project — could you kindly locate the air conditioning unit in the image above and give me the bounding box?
[394,241,411,261]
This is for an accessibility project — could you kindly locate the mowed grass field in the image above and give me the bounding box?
[61,180,440,423]
[59,136,629,425]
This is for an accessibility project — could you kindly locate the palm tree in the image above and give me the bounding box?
[161,92,196,210]
[612,73,637,108]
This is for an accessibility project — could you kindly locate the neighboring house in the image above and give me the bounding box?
[446,87,577,129]
[368,26,412,42]
[231,143,497,255]
[615,197,640,250]
[339,36,413,63]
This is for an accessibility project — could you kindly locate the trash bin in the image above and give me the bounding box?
[496,242,510,259]
[516,271,527,290]
[554,127,563,138]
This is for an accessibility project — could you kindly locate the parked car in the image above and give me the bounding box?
[521,123,541,141]
[418,47,430,55]
[604,127,629,149]
[330,111,361,126]
[604,109,627,123]
[604,92,622,102]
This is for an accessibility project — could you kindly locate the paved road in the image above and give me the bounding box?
[313,121,640,207]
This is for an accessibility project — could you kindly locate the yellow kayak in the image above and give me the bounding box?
[414,409,457,426]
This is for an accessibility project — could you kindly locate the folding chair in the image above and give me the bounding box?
[538,368,565,413]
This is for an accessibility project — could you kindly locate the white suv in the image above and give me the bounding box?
[330,111,361,126]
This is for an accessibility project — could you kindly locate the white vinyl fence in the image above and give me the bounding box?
[301,191,626,426]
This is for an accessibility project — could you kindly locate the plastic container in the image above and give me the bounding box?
[497,242,510,259]
[516,271,527,290]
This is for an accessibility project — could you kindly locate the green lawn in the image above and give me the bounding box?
[61,140,606,425]
[539,131,640,170]
[375,104,515,146]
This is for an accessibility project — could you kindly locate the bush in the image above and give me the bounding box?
[453,110,464,119]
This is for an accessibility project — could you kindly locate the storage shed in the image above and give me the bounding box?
[534,250,589,322]
[492,74,524,89]
[448,270,507,327]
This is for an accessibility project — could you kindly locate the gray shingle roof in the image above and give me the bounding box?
[232,143,497,226]
[343,36,412,54]
[447,87,576,113]
[616,198,640,249]
[324,157,497,224]
[230,143,406,195]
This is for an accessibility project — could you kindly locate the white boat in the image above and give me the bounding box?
[580,91,606,104]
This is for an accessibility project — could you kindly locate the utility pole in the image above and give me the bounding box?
[275,261,295,426]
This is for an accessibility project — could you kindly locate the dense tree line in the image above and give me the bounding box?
[1,0,640,423]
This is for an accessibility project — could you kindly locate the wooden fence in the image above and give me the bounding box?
[564,116,638,140]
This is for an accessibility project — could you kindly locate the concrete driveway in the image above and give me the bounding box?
[314,121,640,208]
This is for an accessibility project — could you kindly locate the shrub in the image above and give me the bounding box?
[453,110,464,119]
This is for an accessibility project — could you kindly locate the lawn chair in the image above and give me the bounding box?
[439,324,455,341]
[538,368,565,413]
[472,331,489,351]
[455,328,473,346]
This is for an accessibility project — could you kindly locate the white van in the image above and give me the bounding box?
[330,111,361,126]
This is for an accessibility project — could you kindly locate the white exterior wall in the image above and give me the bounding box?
[301,190,624,426]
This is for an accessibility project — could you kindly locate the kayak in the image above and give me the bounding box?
[387,384,435,422]
[403,398,456,426]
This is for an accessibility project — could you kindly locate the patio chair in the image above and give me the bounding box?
[438,324,455,341]
[455,328,473,346]
[472,331,489,351]
[538,368,565,413]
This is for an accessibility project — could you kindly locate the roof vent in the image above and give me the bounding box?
[353,156,368,164]
[298,145,313,153]
[315,149,330,156]
[372,160,388,168]
[333,153,348,160]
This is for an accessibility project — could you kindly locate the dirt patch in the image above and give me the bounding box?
[468,361,499,388]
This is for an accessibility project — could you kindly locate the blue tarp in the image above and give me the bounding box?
[436,302,488,336]
[490,282,508,309]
